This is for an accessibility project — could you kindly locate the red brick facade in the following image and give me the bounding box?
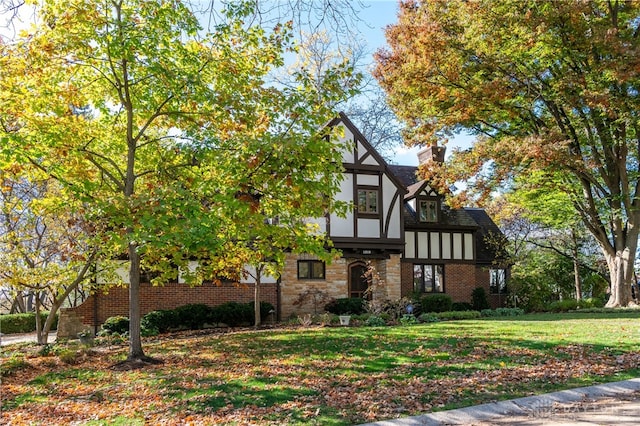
[401,261,505,308]
[69,281,278,328]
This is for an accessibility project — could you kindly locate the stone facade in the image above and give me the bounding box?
[280,253,403,318]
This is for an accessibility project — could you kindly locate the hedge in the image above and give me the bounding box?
[137,301,275,334]
[420,294,453,313]
[324,298,366,315]
[0,312,59,334]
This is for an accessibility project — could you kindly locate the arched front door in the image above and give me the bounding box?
[349,261,369,299]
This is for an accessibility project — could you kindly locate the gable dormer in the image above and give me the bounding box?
[405,181,442,223]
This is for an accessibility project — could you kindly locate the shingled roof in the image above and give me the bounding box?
[465,208,506,265]
[388,165,419,187]
[388,162,505,264]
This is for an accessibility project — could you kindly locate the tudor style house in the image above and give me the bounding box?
[68,113,508,328]
[279,113,508,317]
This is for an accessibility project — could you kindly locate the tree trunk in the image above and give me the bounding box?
[10,292,25,313]
[571,230,582,301]
[128,243,145,360]
[38,303,60,345]
[35,291,43,344]
[573,258,582,301]
[604,248,636,307]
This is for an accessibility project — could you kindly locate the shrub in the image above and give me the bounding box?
[141,309,179,334]
[580,297,605,308]
[378,297,415,319]
[256,301,275,322]
[324,298,366,315]
[548,299,579,312]
[365,315,387,327]
[452,302,473,311]
[58,349,79,364]
[212,301,252,327]
[435,310,481,320]
[472,287,490,311]
[350,313,370,324]
[420,294,452,313]
[495,307,525,316]
[418,313,440,323]
[399,314,419,325]
[1,355,29,376]
[0,312,59,334]
[101,316,129,335]
[174,304,212,330]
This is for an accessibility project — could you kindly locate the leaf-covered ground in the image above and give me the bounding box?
[2,312,640,425]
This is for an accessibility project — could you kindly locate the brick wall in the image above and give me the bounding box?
[400,261,506,308]
[446,264,477,303]
[405,261,477,299]
[475,266,509,308]
[69,281,278,327]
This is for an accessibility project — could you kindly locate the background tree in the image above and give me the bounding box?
[1,0,353,362]
[507,172,606,301]
[488,195,608,311]
[375,0,640,307]
[0,168,98,343]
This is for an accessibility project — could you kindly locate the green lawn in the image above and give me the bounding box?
[2,311,640,425]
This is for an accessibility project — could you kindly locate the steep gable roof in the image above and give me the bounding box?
[328,112,408,194]
[388,165,419,187]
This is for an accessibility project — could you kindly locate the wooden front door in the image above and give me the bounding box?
[349,262,369,299]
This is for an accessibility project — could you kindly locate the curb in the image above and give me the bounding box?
[358,378,640,425]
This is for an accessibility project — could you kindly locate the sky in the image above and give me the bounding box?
[355,1,475,166]
[0,0,475,166]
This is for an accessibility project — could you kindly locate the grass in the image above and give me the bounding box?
[2,311,640,425]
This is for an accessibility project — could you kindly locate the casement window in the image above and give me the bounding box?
[297,260,325,280]
[490,269,507,294]
[413,264,444,293]
[357,188,379,214]
[418,199,438,222]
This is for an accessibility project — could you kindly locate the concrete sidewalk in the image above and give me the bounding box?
[0,331,58,346]
[360,378,640,425]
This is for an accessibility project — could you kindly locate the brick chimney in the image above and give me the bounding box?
[417,145,446,164]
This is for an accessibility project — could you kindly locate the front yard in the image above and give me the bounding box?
[2,312,640,425]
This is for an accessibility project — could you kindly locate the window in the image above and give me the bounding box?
[297,260,325,279]
[413,264,444,293]
[357,189,378,214]
[419,199,438,222]
[490,269,507,294]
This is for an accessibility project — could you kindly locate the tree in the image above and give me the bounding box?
[488,194,608,309]
[375,0,640,307]
[276,26,404,162]
[506,172,606,301]
[0,168,98,344]
[1,0,353,362]
[345,85,404,162]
